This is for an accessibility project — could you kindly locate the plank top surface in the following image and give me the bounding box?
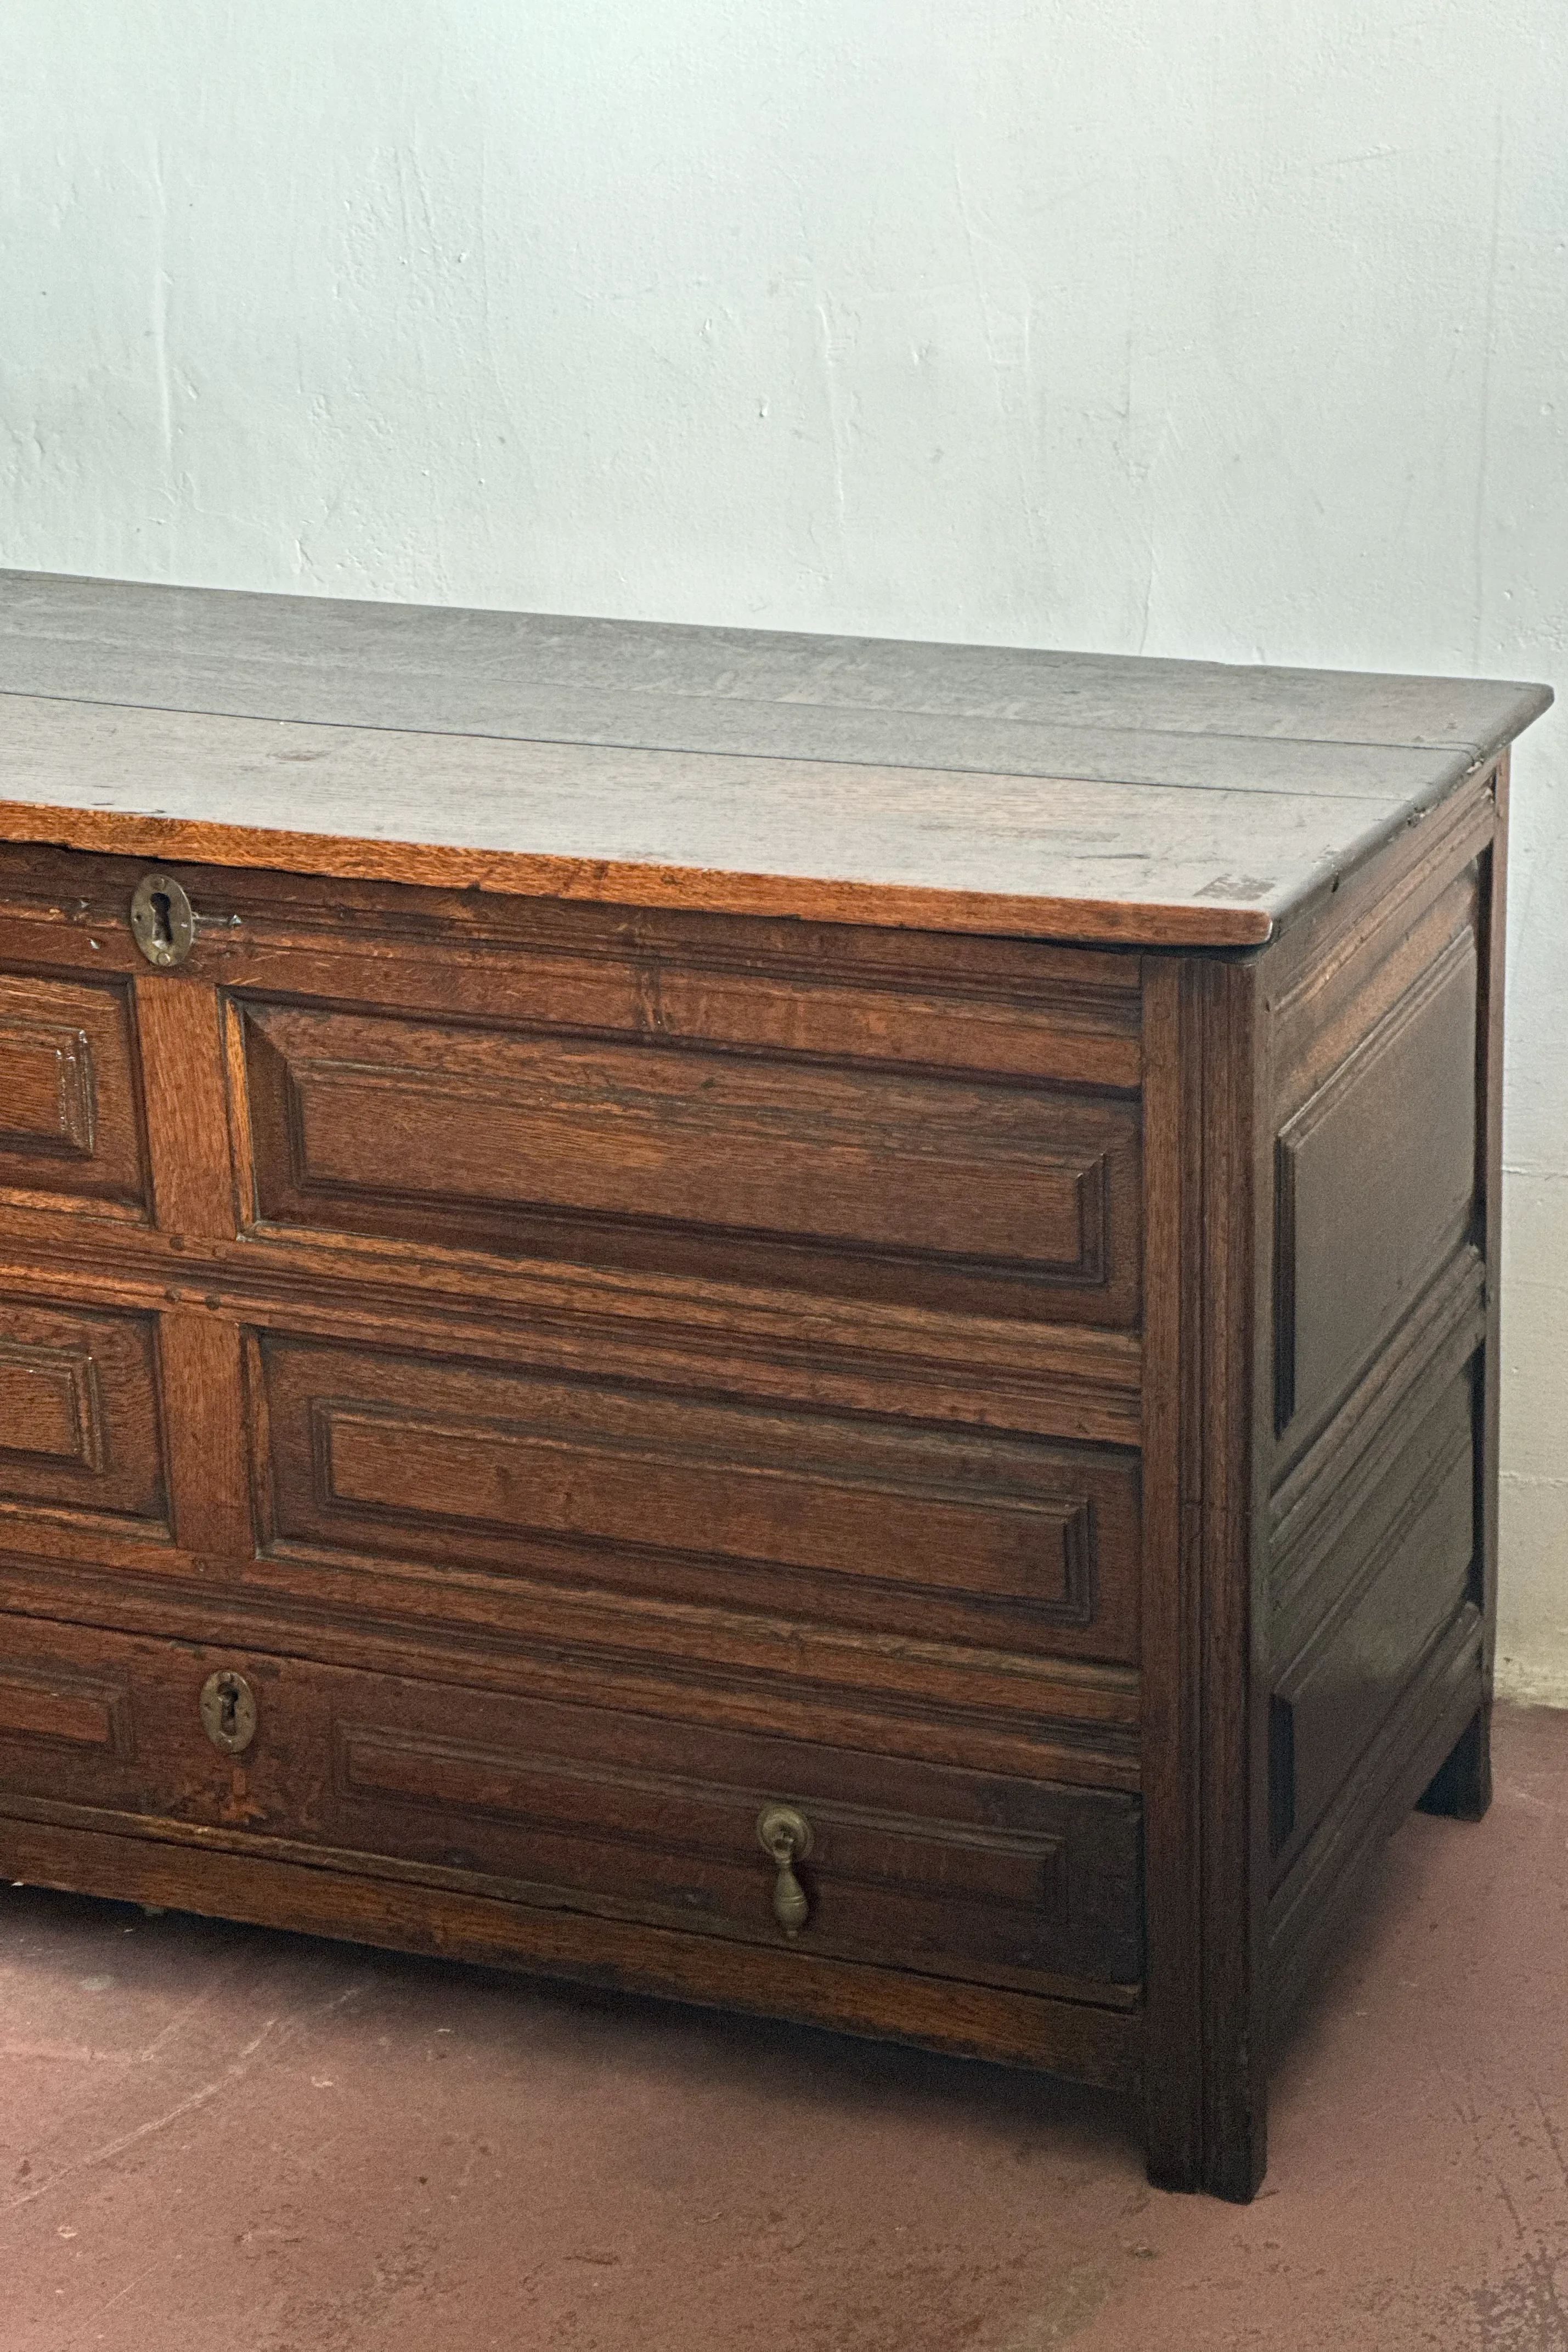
[0,569,1550,945]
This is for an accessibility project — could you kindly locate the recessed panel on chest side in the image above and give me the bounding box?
[1273,930,1477,1453]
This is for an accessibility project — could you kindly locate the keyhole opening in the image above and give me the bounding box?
[199,1668,255,1756]
[149,890,175,950]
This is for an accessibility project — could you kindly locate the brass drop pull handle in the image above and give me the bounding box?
[757,1803,814,1937]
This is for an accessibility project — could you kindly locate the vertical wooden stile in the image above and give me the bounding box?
[135,967,252,1566]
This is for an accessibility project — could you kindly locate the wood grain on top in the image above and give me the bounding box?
[0,570,1550,945]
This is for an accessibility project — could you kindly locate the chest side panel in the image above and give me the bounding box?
[1259,772,1498,2029]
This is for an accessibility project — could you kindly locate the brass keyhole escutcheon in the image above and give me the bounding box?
[199,1669,258,1756]
[129,872,196,968]
[757,1803,814,1938]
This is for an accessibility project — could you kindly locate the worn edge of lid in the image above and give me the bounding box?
[0,797,1278,949]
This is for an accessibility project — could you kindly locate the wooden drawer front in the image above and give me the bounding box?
[254,1330,1142,1663]
[0,970,148,1215]
[236,996,1141,1321]
[0,1617,1144,1990]
[0,1296,168,1528]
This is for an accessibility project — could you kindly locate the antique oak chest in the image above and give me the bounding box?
[0,571,1549,2199]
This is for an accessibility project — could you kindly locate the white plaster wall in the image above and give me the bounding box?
[2,1,1565,1691]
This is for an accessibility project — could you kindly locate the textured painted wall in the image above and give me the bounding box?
[2,1,1565,1689]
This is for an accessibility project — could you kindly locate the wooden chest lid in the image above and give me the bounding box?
[0,569,1550,947]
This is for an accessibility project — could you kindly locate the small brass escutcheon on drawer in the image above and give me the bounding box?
[199,1669,258,1756]
[129,871,197,968]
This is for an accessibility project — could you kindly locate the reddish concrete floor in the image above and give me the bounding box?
[1,1705,1565,2352]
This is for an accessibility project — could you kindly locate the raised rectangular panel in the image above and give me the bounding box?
[1270,1332,1482,1673]
[0,1660,133,1755]
[1266,1604,1485,2035]
[237,997,1142,1322]
[0,1343,102,1465]
[334,1722,1081,1919]
[1274,932,1477,1448]
[256,1331,1142,1663]
[0,973,149,1212]
[0,1297,169,1527]
[1271,1385,1475,1865]
[329,1711,1142,1987]
[336,1726,1068,1917]
[0,1019,95,1155]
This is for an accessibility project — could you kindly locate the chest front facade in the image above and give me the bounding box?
[0,773,1503,2199]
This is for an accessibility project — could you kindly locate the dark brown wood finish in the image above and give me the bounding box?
[1137,951,1271,2201]
[0,574,1550,2201]
[0,571,1549,948]
[1418,751,1511,1821]
[1251,762,1505,2082]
